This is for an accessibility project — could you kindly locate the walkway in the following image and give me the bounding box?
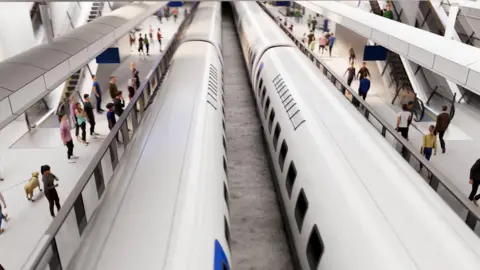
[269,6,480,208]
[0,12,184,269]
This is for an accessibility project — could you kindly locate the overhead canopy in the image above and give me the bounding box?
[0,1,165,130]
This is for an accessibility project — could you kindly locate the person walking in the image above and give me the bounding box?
[60,114,77,163]
[92,75,104,114]
[421,125,437,162]
[75,103,89,146]
[318,33,327,54]
[157,28,163,52]
[106,103,120,143]
[173,7,178,22]
[435,105,450,154]
[69,95,79,140]
[349,48,356,64]
[138,33,145,56]
[144,33,150,56]
[42,166,61,218]
[357,77,371,109]
[328,33,336,57]
[469,158,480,206]
[344,63,356,86]
[131,63,140,90]
[308,33,316,51]
[149,25,154,40]
[396,104,412,140]
[113,91,125,117]
[157,8,163,23]
[357,62,371,80]
[83,94,99,138]
[129,32,135,52]
[127,78,136,101]
[295,9,301,23]
[108,76,118,100]
[311,17,317,32]
[307,14,312,29]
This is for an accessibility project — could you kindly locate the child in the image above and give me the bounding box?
[421,125,438,161]
[25,172,42,201]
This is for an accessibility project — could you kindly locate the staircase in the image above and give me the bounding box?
[88,2,104,22]
[370,1,414,96]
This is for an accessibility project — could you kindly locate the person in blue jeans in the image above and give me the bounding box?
[92,75,104,114]
[356,77,371,109]
[0,191,8,234]
[328,33,336,57]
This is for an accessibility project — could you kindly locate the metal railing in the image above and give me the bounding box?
[22,5,198,270]
[259,2,480,236]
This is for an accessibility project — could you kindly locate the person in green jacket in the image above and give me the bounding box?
[295,9,301,23]
[383,3,393,19]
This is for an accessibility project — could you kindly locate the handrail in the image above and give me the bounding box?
[260,2,480,235]
[22,4,199,269]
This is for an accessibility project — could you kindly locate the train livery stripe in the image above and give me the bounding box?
[213,240,230,270]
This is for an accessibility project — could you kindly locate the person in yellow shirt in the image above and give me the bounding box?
[421,125,437,161]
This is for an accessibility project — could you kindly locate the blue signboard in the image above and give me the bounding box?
[168,1,183,7]
[363,45,388,61]
[96,47,120,64]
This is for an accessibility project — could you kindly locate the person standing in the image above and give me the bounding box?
[60,114,77,163]
[421,125,437,162]
[435,105,450,154]
[108,76,118,100]
[113,91,125,117]
[328,33,336,57]
[311,17,317,32]
[83,94,99,138]
[344,63,356,86]
[173,7,178,22]
[131,63,140,90]
[307,14,312,29]
[157,28,163,52]
[144,33,150,56]
[75,103,89,146]
[129,32,135,52]
[69,95,79,140]
[357,62,371,80]
[0,191,7,234]
[308,33,316,51]
[295,9,300,23]
[138,33,145,56]
[92,75,104,114]
[106,103,120,143]
[127,78,136,101]
[318,33,327,54]
[469,158,480,206]
[157,8,163,23]
[382,3,394,20]
[149,25,153,40]
[42,166,61,218]
[396,104,412,140]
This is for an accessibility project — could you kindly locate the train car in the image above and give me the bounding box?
[67,3,230,269]
[232,2,480,270]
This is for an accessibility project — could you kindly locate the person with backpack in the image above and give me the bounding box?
[42,165,61,218]
[157,28,163,52]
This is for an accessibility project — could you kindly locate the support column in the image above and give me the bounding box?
[39,3,54,43]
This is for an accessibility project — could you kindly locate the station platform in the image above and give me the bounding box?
[268,5,480,207]
[0,13,184,269]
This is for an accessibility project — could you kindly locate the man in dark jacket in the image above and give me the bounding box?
[113,91,125,117]
[83,94,99,138]
[469,159,480,206]
[435,105,450,154]
[42,165,61,217]
[108,76,118,100]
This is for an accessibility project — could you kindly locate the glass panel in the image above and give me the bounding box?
[82,174,100,222]
[55,209,81,267]
[101,147,114,186]
[366,115,383,133]
[436,182,468,220]
[475,220,480,237]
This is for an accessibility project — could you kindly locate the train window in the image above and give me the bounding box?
[223,156,228,176]
[224,182,229,210]
[264,97,271,119]
[268,110,275,134]
[295,188,308,232]
[286,161,297,198]
[224,216,231,249]
[223,135,227,153]
[258,79,263,94]
[279,140,288,171]
[307,225,324,270]
[256,62,264,83]
[273,124,281,151]
[261,87,267,106]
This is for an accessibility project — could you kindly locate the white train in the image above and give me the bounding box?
[232,2,480,270]
[67,3,231,269]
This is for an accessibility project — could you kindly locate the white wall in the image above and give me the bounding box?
[0,3,37,61]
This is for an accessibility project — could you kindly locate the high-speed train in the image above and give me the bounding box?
[232,2,480,270]
[66,3,231,269]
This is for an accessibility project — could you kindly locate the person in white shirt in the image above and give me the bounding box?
[396,104,412,140]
